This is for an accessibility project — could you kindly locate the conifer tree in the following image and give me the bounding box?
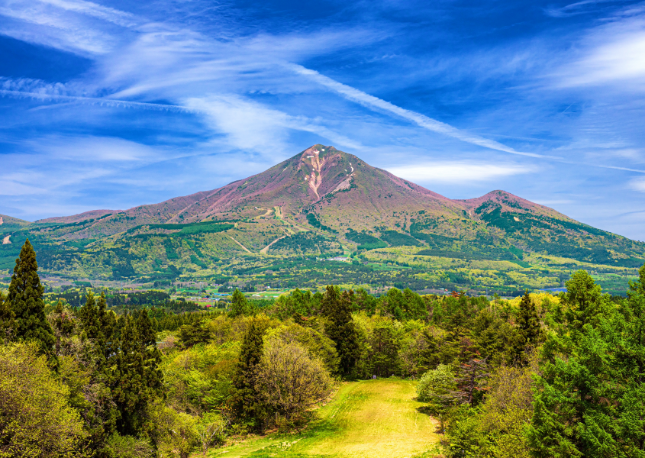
[229,288,252,317]
[321,286,359,377]
[229,319,266,428]
[6,239,55,361]
[0,291,15,343]
[527,271,616,457]
[512,291,542,364]
[111,311,163,436]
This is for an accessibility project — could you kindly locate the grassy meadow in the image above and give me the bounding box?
[215,379,439,458]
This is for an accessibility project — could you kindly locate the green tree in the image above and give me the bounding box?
[0,342,86,457]
[321,286,359,377]
[417,364,457,433]
[111,311,163,436]
[0,291,14,343]
[228,319,266,429]
[527,271,617,457]
[512,291,542,364]
[256,338,333,424]
[6,239,55,362]
[229,289,253,317]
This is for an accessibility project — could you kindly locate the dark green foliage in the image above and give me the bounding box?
[270,232,341,254]
[322,286,360,377]
[527,271,617,457]
[229,289,255,317]
[345,229,387,250]
[6,239,55,362]
[512,291,543,364]
[378,288,428,320]
[228,319,266,429]
[110,310,163,436]
[306,213,336,233]
[379,230,421,247]
[273,288,321,320]
[0,291,15,343]
[178,322,212,348]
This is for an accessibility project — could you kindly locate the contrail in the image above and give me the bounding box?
[289,64,552,159]
[0,90,195,113]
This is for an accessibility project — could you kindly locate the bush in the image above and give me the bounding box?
[257,338,333,424]
[0,343,86,457]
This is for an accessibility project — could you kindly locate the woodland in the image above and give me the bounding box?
[2,239,645,457]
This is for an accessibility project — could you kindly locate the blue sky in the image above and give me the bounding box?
[1,0,645,240]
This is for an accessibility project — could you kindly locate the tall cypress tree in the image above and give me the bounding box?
[322,286,359,377]
[229,319,266,428]
[111,310,163,436]
[6,239,55,361]
[512,291,542,364]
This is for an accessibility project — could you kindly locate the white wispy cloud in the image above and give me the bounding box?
[36,0,138,27]
[553,8,645,89]
[386,162,533,184]
[289,64,547,158]
[629,176,645,192]
[184,94,362,152]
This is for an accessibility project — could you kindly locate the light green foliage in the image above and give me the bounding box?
[0,342,86,457]
[265,321,339,373]
[148,401,199,458]
[417,364,456,431]
[102,433,155,458]
[161,339,239,413]
[257,338,333,423]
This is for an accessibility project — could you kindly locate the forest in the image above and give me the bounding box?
[2,239,645,457]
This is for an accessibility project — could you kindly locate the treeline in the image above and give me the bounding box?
[3,238,645,457]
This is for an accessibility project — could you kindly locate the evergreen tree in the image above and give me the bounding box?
[512,291,542,364]
[229,288,253,317]
[321,286,359,377]
[6,239,55,362]
[111,311,163,436]
[527,271,617,457]
[229,319,266,428]
[0,291,15,343]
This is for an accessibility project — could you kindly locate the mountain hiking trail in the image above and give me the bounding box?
[260,235,286,254]
[211,378,440,458]
[228,236,252,253]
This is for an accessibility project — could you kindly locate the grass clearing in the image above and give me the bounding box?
[213,379,440,458]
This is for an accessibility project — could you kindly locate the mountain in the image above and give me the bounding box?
[1,145,643,294]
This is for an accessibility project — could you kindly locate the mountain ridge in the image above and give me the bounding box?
[0,145,642,294]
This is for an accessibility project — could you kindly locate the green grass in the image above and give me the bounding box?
[212,379,440,458]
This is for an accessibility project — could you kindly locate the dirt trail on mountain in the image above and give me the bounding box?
[228,236,251,253]
[2,235,10,245]
[260,236,286,254]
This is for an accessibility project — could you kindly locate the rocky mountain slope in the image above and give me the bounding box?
[1,145,643,292]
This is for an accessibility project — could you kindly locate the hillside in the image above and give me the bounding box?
[1,145,643,294]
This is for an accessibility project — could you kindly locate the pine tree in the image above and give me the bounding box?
[6,239,55,362]
[229,319,266,428]
[322,286,359,377]
[229,288,253,317]
[527,271,617,457]
[512,291,542,364]
[111,311,163,436]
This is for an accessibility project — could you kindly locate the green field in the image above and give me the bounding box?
[214,379,439,458]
